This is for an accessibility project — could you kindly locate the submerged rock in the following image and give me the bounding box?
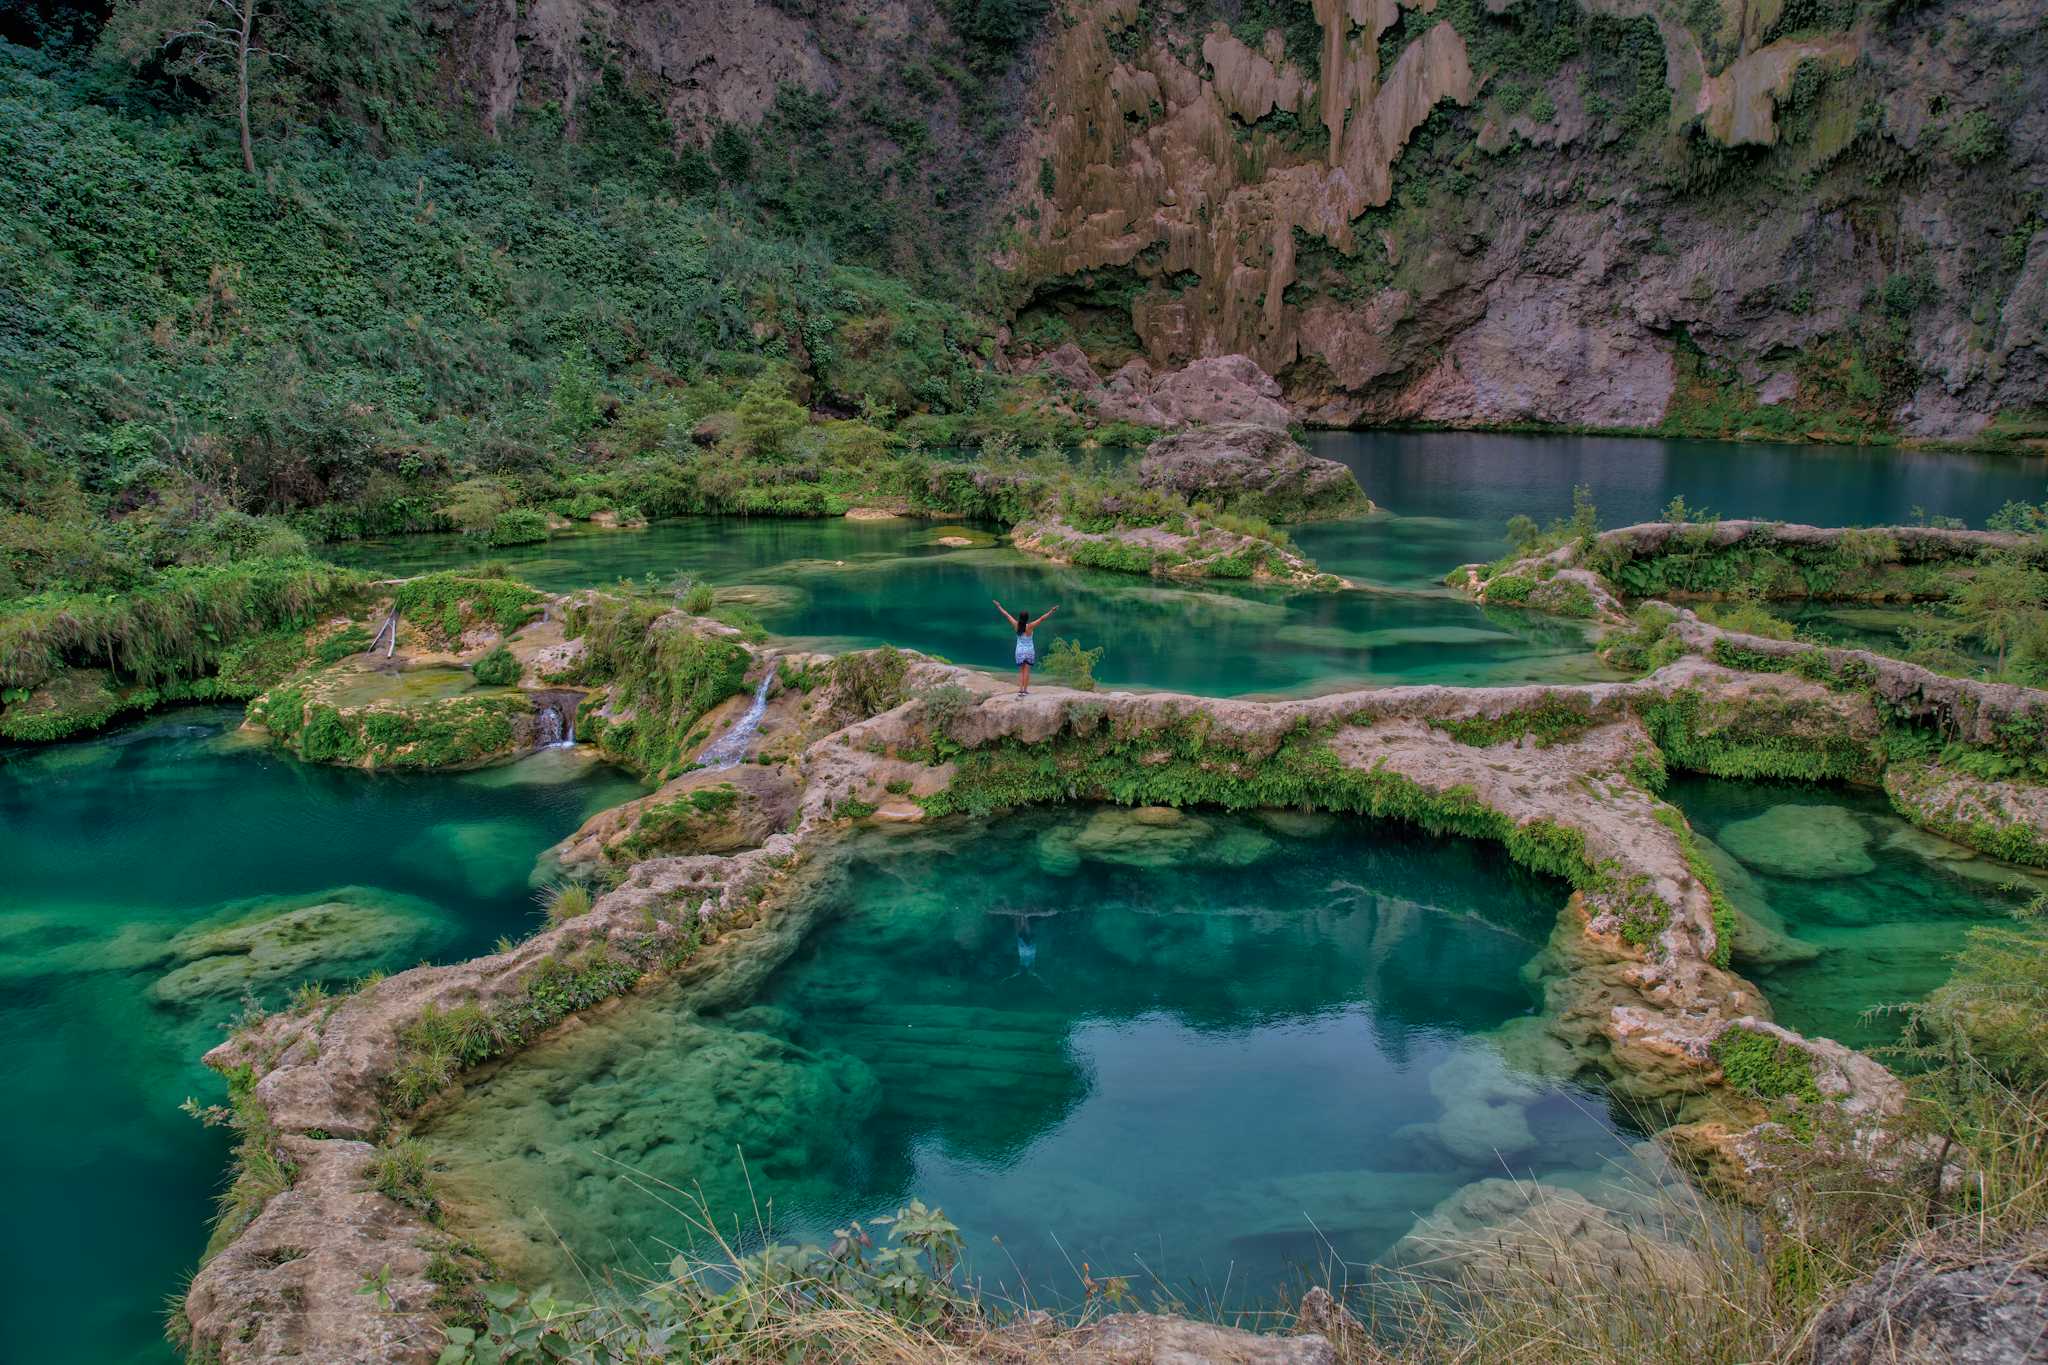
[1418,1046,1542,1163]
[150,889,442,1006]
[1035,806,1277,873]
[1387,1173,1703,1291]
[1719,803,1876,879]
[1137,422,1371,522]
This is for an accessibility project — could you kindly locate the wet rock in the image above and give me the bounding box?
[1036,806,1276,873]
[1885,760,2048,870]
[1719,804,1875,879]
[551,761,800,868]
[151,891,442,1006]
[1808,1233,2048,1364]
[1137,423,1371,522]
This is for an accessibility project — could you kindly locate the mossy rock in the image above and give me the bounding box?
[149,888,444,1006]
[1035,806,1277,873]
[1718,803,1874,879]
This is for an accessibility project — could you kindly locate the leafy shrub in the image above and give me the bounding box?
[1485,573,1536,604]
[470,645,520,686]
[1696,600,1795,639]
[486,509,549,547]
[1040,637,1104,689]
[913,681,974,732]
[1947,109,2004,166]
[1711,1026,1821,1104]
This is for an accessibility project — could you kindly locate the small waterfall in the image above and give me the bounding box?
[527,690,584,750]
[534,704,566,748]
[697,671,773,771]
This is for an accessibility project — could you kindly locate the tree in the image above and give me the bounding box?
[102,0,271,173]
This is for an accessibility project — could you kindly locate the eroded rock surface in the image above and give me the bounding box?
[1137,422,1372,521]
[1808,1233,2048,1364]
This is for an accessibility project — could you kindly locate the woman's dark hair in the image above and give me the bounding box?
[1017,609,1035,634]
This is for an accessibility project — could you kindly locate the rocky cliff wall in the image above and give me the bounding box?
[409,0,2042,442]
[1003,0,2046,442]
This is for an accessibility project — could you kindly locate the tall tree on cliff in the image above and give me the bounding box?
[101,0,273,173]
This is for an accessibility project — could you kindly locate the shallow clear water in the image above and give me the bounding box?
[28,432,2048,1357]
[1665,776,2039,1050]
[0,710,645,1364]
[424,807,1651,1307]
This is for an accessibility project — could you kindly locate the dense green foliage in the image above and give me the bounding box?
[469,645,520,687]
[566,595,752,778]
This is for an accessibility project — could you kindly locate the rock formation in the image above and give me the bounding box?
[1137,421,1372,520]
[1006,0,2044,440]
[1808,1233,2048,1364]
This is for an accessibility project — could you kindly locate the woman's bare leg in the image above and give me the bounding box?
[1019,662,1031,693]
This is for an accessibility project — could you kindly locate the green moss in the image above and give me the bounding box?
[1712,1025,1821,1104]
[1637,688,1879,783]
[299,705,365,764]
[1065,536,1159,575]
[1653,805,1737,968]
[566,597,752,778]
[470,645,520,687]
[384,949,648,1115]
[617,784,743,859]
[1430,694,1602,748]
[1484,573,1536,604]
[393,575,545,644]
[918,719,1602,890]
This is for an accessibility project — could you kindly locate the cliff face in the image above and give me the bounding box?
[412,0,2041,442]
[1005,0,2046,442]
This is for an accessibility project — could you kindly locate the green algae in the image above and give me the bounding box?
[422,807,1648,1305]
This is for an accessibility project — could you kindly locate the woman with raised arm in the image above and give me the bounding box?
[993,600,1058,694]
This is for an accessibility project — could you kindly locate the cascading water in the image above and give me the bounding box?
[697,671,773,771]
[533,705,565,748]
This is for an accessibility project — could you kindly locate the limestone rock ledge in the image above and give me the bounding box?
[182,640,1958,1361]
[1012,514,1342,588]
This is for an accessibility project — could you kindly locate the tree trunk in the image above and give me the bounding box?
[236,5,254,175]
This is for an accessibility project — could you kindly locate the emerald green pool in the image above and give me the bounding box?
[326,432,2045,696]
[1666,776,2038,1050]
[422,807,1654,1306]
[328,517,1617,696]
[0,711,645,1364]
